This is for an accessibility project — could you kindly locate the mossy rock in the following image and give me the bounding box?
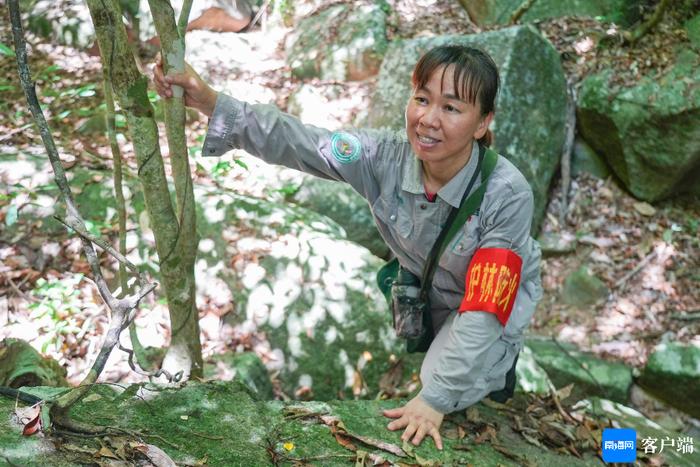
[462,0,641,27]
[285,1,389,81]
[638,342,700,418]
[290,176,391,259]
[0,381,622,466]
[367,26,567,233]
[577,50,700,201]
[526,337,633,404]
[0,339,67,388]
[561,266,610,307]
[194,185,420,401]
[10,382,699,465]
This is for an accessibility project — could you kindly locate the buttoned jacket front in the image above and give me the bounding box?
[203,93,543,413]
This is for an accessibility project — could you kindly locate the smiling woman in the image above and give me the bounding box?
[152,44,542,451]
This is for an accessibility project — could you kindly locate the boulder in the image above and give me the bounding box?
[638,342,700,418]
[561,266,610,307]
[461,0,641,27]
[367,26,568,232]
[285,2,389,81]
[7,382,698,465]
[577,49,700,202]
[0,381,618,466]
[290,177,391,259]
[194,185,419,400]
[526,338,633,403]
[0,339,67,388]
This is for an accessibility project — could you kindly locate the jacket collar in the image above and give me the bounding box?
[401,143,481,208]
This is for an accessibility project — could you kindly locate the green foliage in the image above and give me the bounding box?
[0,42,15,57]
[28,275,86,353]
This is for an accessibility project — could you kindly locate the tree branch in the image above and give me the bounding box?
[7,0,157,423]
[625,0,671,45]
[559,79,576,225]
[510,0,537,25]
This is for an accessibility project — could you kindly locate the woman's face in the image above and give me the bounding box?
[406,65,492,167]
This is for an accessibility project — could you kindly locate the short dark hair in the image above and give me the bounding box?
[411,45,499,145]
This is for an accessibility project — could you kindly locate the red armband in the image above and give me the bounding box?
[458,248,523,326]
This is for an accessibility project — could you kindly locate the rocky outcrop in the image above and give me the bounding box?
[290,177,391,259]
[285,2,389,81]
[4,381,698,466]
[638,342,700,419]
[194,185,415,401]
[561,266,610,307]
[577,49,700,202]
[367,26,568,232]
[0,339,67,388]
[461,0,641,27]
[526,338,633,403]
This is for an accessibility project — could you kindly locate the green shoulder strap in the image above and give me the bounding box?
[435,147,498,263]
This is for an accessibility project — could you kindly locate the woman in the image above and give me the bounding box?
[153,45,542,451]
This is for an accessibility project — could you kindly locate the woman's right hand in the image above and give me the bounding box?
[152,53,218,118]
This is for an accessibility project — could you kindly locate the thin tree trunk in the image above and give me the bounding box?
[85,0,202,378]
[146,0,201,378]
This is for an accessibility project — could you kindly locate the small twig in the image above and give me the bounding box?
[546,379,576,425]
[509,0,537,25]
[550,337,606,396]
[6,276,38,301]
[53,215,141,276]
[614,250,658,290]
[559,78,576,225]
[249,0,271,29]
[117,341,182,383]
[624,0,670,45]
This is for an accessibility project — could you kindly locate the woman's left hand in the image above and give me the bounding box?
[383,396,444,450]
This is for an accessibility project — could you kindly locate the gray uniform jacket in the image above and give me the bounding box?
[202,93,543,414]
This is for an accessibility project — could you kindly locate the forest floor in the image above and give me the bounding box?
[0,0,698,423]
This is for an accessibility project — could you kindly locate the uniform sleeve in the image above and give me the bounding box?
[419,183,535,413]
[201,92,387,201]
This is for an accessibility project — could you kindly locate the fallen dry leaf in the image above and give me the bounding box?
[633,201,656,216]
[21,403,42,436]
[133,443,177,467]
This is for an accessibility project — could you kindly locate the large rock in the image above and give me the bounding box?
[0,339,67,388]
[577,49,700,201]
[195,185,419,400]
[0,381,619,466]
[638,342,700,418]
[526,338,633,403]
[462,0,641,27]
[285,1,389,81]
[367,26,568,232]
[561,266,610,307]
[7,382,698,466]
[291,177,391,259]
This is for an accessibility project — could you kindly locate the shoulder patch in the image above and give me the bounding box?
[330,131,362,164]
[458,248,523,326]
